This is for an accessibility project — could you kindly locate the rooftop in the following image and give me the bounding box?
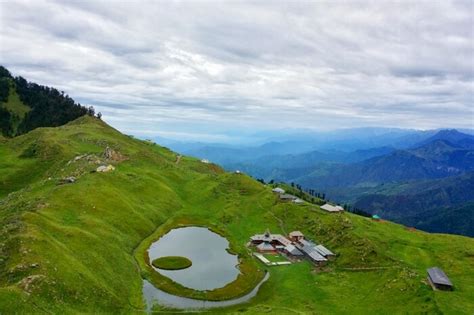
[272,187,285,194]
[280,194,297,200]
[427,267,453,286]
[320,204,344,212]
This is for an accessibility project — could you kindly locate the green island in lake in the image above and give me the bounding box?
[152,256,192,270]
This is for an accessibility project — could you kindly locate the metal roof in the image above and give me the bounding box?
[280,194,297,200]
[250,233,291,246]
[427,267,453,286]
[314,245,334,257]
[320,204,344,212]
[272,187,285,194]
[256,242,275,251]
[285,244,304,256]
[289,231,304,237]
[307,250,327,262]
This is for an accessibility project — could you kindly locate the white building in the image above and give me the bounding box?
[320,203,344,212]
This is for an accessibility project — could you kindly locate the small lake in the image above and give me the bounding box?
[147,226,240,290]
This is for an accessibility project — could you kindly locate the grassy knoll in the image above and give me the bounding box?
[151,256,192,270]
[0,116,473,314]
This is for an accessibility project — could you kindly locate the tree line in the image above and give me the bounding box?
[0,66,100,137]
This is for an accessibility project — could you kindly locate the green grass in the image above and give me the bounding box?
[151,256,192,270]
[0,116,473,314]
[262,254,288,263]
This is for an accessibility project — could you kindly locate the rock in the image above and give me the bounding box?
[104,146,126,161]
[18,275,45,294]
[58,177,76,185]
[96,165,115,173]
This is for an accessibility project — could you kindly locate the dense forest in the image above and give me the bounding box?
[0,66,96,137]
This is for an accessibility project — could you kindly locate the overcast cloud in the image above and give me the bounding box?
[0,0,473,141]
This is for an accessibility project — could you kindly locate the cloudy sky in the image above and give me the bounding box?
[0,0,473,141]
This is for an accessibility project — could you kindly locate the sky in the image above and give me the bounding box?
[0,0,473,142]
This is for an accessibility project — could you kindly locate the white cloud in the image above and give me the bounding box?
[0,0,472,140]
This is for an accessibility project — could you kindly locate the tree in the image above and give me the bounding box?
[97,112,102,120]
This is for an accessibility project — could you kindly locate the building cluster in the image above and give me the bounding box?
[249,229,334,265]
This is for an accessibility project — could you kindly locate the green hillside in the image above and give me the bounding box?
[0,116,473,314]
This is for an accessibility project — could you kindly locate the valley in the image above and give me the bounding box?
[0,116,473,313]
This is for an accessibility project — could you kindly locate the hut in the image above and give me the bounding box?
[320,203,344,212]
[289,231,304,242]
[279,194,297,201]
[427,267,453,291]
[272,187,285,194]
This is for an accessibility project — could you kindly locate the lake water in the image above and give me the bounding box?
[147,226,240,290]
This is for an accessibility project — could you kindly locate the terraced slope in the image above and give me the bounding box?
[0,116,473,314]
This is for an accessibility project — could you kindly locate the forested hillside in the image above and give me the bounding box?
[0,66,95,137]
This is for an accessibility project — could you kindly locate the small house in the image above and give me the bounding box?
[320,203,344,212]
[272,187,285,194]
[427,267,453,291]
[292,198,305,204]
[280,194,297,201]
[372,214,381,221]
[289,231,304,242]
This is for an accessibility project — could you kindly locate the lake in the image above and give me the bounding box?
[147,226,240,290]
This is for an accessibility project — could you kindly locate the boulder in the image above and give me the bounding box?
[58,177,76,184]
[104,146,126,161]
[96,165,115,173]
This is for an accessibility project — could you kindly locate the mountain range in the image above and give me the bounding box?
[170,129,474,237]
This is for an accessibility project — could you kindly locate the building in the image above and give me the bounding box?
[427,267,453,291]
[372,214,381,221]
[272,187,285,194]
[292,198,305,204]
[235,170,242,174]
[314,245,335,258]
[201,159,210,164]
[296,239,327,264]
[250,229,292,248]
[320,203,344,212]
[279,194,297,201]
[289,231,304,242]
[284,244,304,256]
[256,242,276,253]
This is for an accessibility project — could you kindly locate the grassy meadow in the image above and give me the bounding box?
[0,116,473,314]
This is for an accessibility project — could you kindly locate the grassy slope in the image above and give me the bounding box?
[0,116,473,314]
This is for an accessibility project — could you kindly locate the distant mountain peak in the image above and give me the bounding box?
[414,129,474,149]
